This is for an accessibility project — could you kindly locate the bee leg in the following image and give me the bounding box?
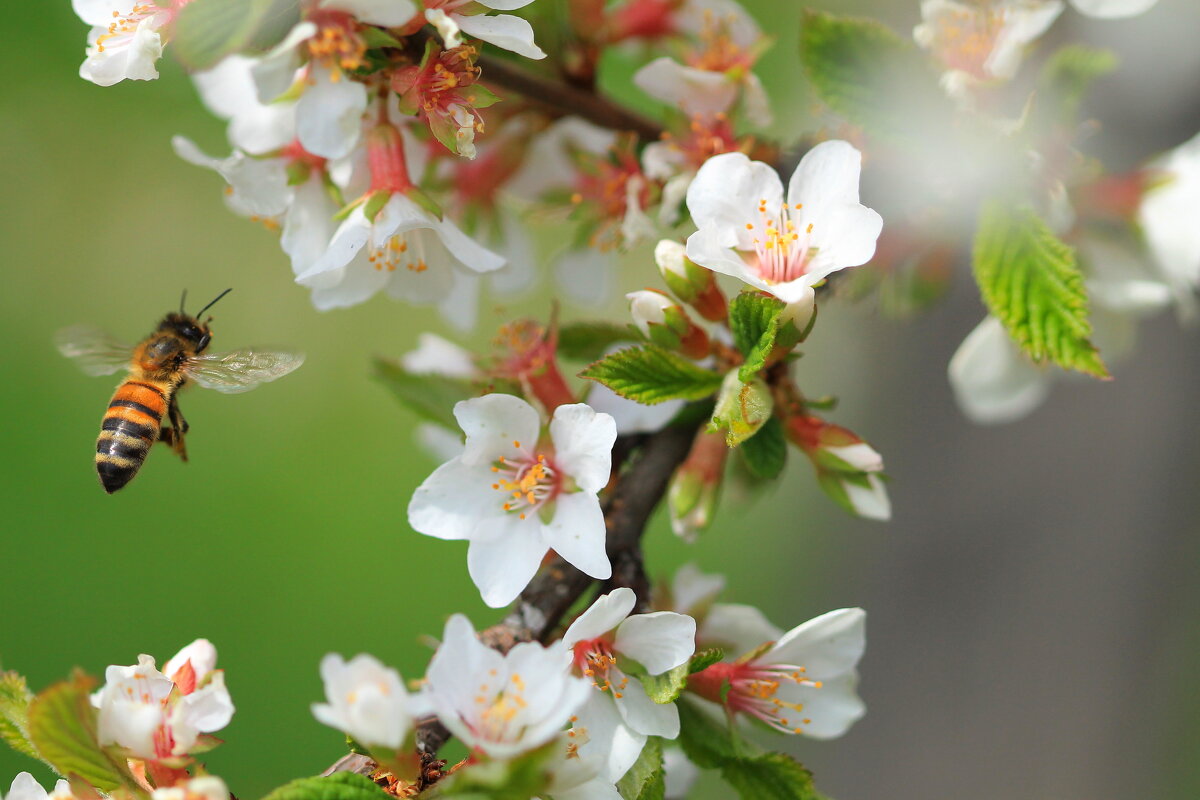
[158,426,189,462]
[168,397,190,435]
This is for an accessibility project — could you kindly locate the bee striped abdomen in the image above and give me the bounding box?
[96,380,169,493]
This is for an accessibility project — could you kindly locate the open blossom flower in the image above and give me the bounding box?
[311,654,420,750]
[1139,129,1200,299]
[73,0,188,86]
[689,607,866,739]
[423,0,547,60]
[408,394,616,607]
[393,44,497,160]
[1070,0,1158,18]
[150,776,229,800]
[424,614,591,758]
[537,733,622,800]
[563,588,696,781]
[91,639,234,760]
[5,774,74,800]
[685,142,883,305]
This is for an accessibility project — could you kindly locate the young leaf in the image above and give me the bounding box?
[740,417,787,480]
[557,322,638,362]
[720,751,818,800]
[262,773,396,800]
[616,736,665,800]
[972,201,1108,377]
[676,697,739,769]
[372,357,478,430]
[27,673,133,792]
[688,649,725,675]
[799,10,951,145]
[639,664,688,705]
[728,292,784,357]
[581,346,724,404]
[1037,45,1119,125]
[0,671,39,760]
[173,0,275,70]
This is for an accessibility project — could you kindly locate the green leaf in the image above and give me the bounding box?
[0,671,39,760]
[740,417,787,480]
[244,0,302,53]
[372,357,478,430]
[972,201,1108,377]
[721,751,818,800]
[799,11,951,145]
[436,741,558,799]
[27,673,133,792]
[262,773,395,800]
[710,372,773,447]
[173,0,275,70]
[1037,45,1118,124]
[617,736,665,800]
[360,27,403,50]
[557,322,637,362]
[728,292,784,382]
[688,649,725,675]
[639,664,688,705]
[580,346,724,405]
[676,698,739,769]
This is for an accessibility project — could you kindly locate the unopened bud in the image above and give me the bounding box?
[710,371,772,447]
[626,289,710,359]
[655,239,727,322]
[668,430,727,541]
[787,413,890,520]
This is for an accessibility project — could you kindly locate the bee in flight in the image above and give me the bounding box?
[56,289,305,493]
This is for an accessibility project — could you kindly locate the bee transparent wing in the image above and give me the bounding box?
[187,349,306,394]
[55,325,132,376]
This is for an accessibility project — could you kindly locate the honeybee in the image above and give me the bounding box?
[56,290,305,493]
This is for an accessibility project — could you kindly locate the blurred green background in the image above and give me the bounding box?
[3,2,1199,799]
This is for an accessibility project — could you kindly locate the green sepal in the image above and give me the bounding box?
[261,772,396,800]
[972,200,1108,377]
[688,649,725,674]
[28,672,137,792]
[710,371,773,447]
[740,416,787,479]
[286,161,312,186]
[0,671,39,761]
[405,186,444,221]
[372,357,480,431]
[616,736,665,800]
[333,195,368,222]
[360,27,403,50]
[639,663,689,705]
[580,346,724,405]
[557,322,638,362]
[468,84,502,109]
[362,189,391,222]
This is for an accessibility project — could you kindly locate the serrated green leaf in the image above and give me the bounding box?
[639,664,688,705]
[580,346,723,405]
[617,736,665,800]
[972,201,1108,377]
[728,292,783,357]
[27,673,133,792]
[720,751,818,800]
[688,649,725,675]
[373,357,478,430]
[262,773,394,800]
[1037,45,1118,124]
[173,0,275,70]
[0,671,39,760]
[740,417,787,479]
[676,698,738,769]
[557,322,637,362]
[799,11,951,145]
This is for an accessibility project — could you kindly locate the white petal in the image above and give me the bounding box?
[948,316,1052,425]
[615,613,695,675]
[543,493,612,580]
[613,675,679,738]
[1070,0,1157,17]
[407,457,514,541]
[74,0,131,26]
[802,203,884,280]
[563,587,637,648]
[669,563,726,617]
[1140,130,1200,291]
[251,22,315,102]
[843,473,891,521]
[697,602,782,656]
[416,423,465,463]
[283,175,340,278]
[766,607,865,680]
[475,0,536,9]
[633,58,737,118]
[455,12,547,59]
[454,393,540,466]
[296,66,367,159]
[687,152,783,250]
[6,773,49,800]
[426,8,463,49]
[438,266,482,332]
[739,72,773,127]
[164,639,218,683]
[549,404,616,492]
[79,21,162,86]
[984,1,1064,79]
[576,694,647,782]
[787,139,864,208]
[774,671,864,739]
[663,747,700,800]
[427,212,508,274]
[327,0,418,26]
[305,255,390,310]
[467,525,548,607]
[401,333,478,378]
[684,227,762,286]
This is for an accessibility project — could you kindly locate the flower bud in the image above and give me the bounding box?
[710,371,772,447]
[668,430,727,541]
[627,289,710,359]
[655,239,727,322]
[786,413,890,520]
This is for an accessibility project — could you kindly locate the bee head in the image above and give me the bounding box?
[164,288,231,352]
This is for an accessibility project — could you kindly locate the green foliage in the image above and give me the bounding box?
[373,357,479,430]
[557,322,637,362]
[740,417,787,480]
[261,773,395,800]
[617,737,665,800]
[639,664,689,705]
[676,698,739,769]
[27,673,133,792]
[728,292,785,382]
[710,372,773,447]
[580,346,724,404]
[1037,45,1119,124]
[0,672,38,761]
[799,10,950,145]
[436,742,558,800]
[173,0,280,70]
[721,752,819,800]
[688,649,725,674]
[972,201,1108,377]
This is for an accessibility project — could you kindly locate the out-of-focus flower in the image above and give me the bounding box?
[422,0,547,59]
[685,142,883,304]
[402,333,479,378]
[667,430,727,540]
[408,394,616,607]
[311,654,419,750]
[150,776,229,800]
[662,746,699,799]
[689,607,866,739]
[1069,0,1158,18]
[4,773,74,800]
[424,614,590,758]
[563,588,696,781]
[1139,130,1200,300]
[948,315,1051,425]
[393,43,499,159]
[73,0,188,86]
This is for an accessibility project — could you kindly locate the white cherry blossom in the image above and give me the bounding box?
[311,653,420,750]
[424,0,546,60]
[563,588,696,781]
[424,614,591,758]
[408,394,616,608]
[150,776,229,800]
[1139,130,1200,299]
[685,142,883,304]
[192,54,297,156]
[4,773,74,800]
[1069,0,1158,18]
[690,607,866,739]
[73,0,178,86]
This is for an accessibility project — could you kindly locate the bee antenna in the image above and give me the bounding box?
[179,289,188,314]
[197,288,233,317]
